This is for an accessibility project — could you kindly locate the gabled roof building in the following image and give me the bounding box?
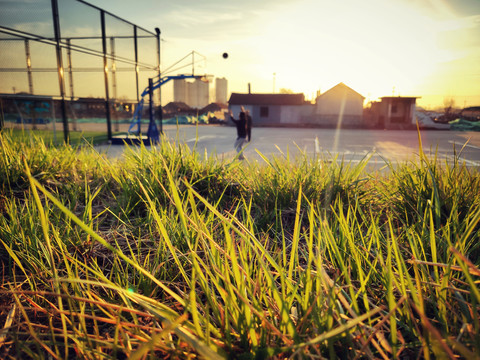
[309,82,365,127]
[228,93,312,126]
[227,83,370,128]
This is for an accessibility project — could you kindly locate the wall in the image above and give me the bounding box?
[312,86,365,127]
[228,104,282,126]
[384,98,416,129]
[253,105,282,126]
[280,105,314,124]
[316,89,364,117]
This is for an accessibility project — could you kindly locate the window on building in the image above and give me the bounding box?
[260,106,269,117]
[391,105,398,113]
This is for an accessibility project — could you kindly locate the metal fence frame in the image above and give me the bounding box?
[0,0,161,142]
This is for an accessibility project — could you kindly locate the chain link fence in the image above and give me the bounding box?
[0,0,160,142]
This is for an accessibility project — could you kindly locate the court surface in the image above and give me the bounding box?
[97,125,480,169]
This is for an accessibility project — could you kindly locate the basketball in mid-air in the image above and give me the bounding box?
[222,52,228,59]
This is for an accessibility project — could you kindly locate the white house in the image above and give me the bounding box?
[312,82,365,127]
[228,93,312,126]
[227,84,368,128]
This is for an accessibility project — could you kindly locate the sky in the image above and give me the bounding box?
[1,0,478,109]
[84,0,480,109]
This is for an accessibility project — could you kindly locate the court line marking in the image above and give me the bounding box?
[448,140,480,150]
[186,135,218,143]
[445,156,480,167]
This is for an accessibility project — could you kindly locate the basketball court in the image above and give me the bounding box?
[96,125,480,170]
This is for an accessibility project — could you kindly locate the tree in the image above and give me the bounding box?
[279,88,294,94]
[443,96,455,114]
[442,96,458,122]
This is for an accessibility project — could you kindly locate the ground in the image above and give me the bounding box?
[93,124,480,169]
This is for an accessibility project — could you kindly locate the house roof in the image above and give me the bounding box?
[318,82,365,99]
[163,101,192,112]
[76,97,105,102]
[228,93,305,106]
[0,93,54,101]
[200,102,228,114]
[380,96,419,100]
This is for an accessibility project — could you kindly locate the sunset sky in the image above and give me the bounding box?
[54,0,480,108]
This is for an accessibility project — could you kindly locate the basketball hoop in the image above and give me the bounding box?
[197,74,214,83]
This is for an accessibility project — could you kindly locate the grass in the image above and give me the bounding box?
[0,129,479,359]
[3,128,111,145]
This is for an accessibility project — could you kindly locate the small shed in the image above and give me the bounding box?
[312,83,365,127]
[367,97,418,129]
[228,93,311,126]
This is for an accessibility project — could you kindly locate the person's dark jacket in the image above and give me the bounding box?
[231,112,247,139]
[245,113,252,142]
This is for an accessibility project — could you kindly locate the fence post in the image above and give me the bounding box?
[155,27,163,135]
[24,40,34,95]
[134,26,139,103]
[66,38,77,131]
[100,10,112,141]
[51,0,69,143]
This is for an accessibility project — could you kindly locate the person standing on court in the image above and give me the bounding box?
[229,106,252,160]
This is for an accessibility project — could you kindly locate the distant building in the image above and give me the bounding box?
[366,97,418,129]
[173,79,187,103]
[460,106,480,121]
[0,93,57,128]
[173,78,209,108]
[215,77,228,104]
[311,82,365,127]
[190,79,209,108]
[226,84,421,129]
[228,93,311,126]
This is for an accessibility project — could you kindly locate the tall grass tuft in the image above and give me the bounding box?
[0,130,479,359]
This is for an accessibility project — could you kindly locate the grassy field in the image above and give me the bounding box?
[0,130,479,359]
[2,128,111,146]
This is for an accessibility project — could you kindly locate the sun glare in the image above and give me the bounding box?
[245,0,470,105]
[158,0,478,108]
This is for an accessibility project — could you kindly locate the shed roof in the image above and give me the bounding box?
[462,106,480,111]
[0,93,54,101]
[318,82,365,99]
[380,96,419,100]
[229,93,305,106]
